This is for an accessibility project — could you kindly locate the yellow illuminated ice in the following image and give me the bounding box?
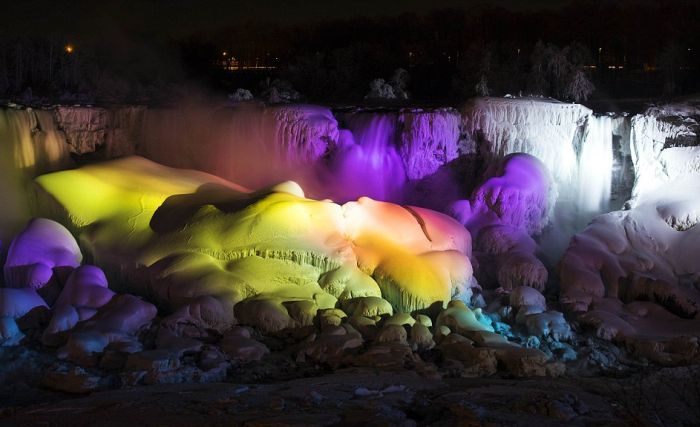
[36,156,474,329]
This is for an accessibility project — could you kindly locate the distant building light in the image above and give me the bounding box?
[222,51,228,56]
[64,44,74,54]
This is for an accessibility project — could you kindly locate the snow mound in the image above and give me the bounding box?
[35,156,475,330]
[4,218,82,292]
[560,176,700,341]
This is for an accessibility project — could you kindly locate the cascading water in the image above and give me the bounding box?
[538,113,615,262]
[577,115,613,223]
[0,108,72,245]
[332,113,407,202]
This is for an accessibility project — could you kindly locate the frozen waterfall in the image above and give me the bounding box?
[577,115,613,221]
[332,113,407,202]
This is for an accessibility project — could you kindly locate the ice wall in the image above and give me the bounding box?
[54,106,145,158]
[138,103,339,193]
[396,108,461,181]
[0,107,73,247]
[628,103,700,206]
[558,101,700,346]
[461,98,622,260]
[3,103,464,222]
[332,108,461,205]
[462,98,587,187]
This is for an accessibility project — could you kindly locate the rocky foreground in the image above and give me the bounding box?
[0,354,698,426]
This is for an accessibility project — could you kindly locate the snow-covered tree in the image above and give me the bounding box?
[366,68,410,100]
[527,41,549,96]
[390,68,410,100]
[229,88,254,102]
[475,50,492,97]
[475,75,489,97]
[565,69,595,102]
[260,78,300,103]
[658,43,684,97]
[366,78,396,99]
[527,41,594,102]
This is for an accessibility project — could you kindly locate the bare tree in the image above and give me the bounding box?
[390,68,410,100]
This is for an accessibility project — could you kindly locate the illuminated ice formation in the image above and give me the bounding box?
[462,97,586,192]
[138,103,340,191]
[0,217,157,355]
[561,103,700,340]
[628,103,700,205]
[577,115,613,218]
[332,114,407,201]
[4,218,82,293]
[451,153,552,235]
[329,108,461,202]
[397,109,461,181]
[462,98,620,260]
[450,154,550,291]
[54,106,146,157]
[0,287,47,345]
[560,179,700,345]
[35,156,475,332]
[0,108,73,242]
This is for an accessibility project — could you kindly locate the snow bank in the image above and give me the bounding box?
[560,175,700,343]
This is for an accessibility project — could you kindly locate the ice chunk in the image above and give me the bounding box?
[4,218,82,289]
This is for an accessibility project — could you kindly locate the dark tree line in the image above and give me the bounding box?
[1,0,698,104]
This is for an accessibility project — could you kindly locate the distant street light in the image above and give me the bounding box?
[64,44,74,54]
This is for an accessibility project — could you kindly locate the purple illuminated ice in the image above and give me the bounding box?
[4,218,82,290]
[450,153,551,236]
[331,114,407,202]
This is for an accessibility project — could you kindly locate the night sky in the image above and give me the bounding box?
[4,0,572,38]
